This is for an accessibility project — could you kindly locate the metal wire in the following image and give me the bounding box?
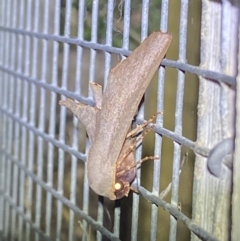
[0,149,121,241]
[137,186,220,241]
[0,26,236,86]
[207,138,234,177]
[150,1,170,240]
[87,1,99,241]
[25,1,36,239]
[169,1,189,239]
[46,0,60,238]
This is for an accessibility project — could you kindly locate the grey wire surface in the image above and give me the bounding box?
[0,26,236,86]
[137,186,220,241]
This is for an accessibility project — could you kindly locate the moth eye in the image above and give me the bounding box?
[114,181,123,191]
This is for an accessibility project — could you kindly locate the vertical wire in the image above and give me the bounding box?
[81,1,91,241]
[35,0,49,238]
[83,0,100,241]
[67,0,85,240]
[25,0,35,239]
[122,0,131,50]
[57,0,72,239]
[75,0,84,95]
[131,1,149,241]
[169,0,188,240]
[103,1,114,88]
[120,0,135,240]
[0,0,5,233]
[78,1,92,240]
[150,1,170,240]
[118,1,132,239]
[46,0,60,237]
[10,0,19,240]
[17,0,28,239]
[70,1,85,239]
[29,0,41,241]
[82,16,97,241]
[12,1,26,240]
[18,1,29,241]
[7,0,17,239]
[11,0,22,239]
[4,0,14,238]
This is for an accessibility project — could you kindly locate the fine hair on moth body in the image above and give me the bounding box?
[59,31,172,200]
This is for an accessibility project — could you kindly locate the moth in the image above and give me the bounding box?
[59,31,172,200]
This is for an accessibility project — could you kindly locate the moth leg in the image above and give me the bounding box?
[118,131,151,164]
[127,111,162,138]
[125,111,162,154]
[130,186,139,194]
[134,127,152,148]
[117,112,161,171]
[117,156,159,176]
[116,138,137,169]
[117,128,154,170]
[135,156,159,167]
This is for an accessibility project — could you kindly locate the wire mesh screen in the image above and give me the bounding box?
[0,0,239,241]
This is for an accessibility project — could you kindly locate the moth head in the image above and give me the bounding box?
[114,181,130,199]
[112,143,137,199]
[114,167,136,199]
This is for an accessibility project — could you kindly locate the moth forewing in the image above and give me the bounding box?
[98,32,172,170]
[60,31,172,200]
[87,31,172,200]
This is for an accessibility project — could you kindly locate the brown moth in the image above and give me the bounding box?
[59,31,172,200]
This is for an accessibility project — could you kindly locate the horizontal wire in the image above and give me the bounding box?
[0,107,87,162]
[136,185,220,241]
[0,106,211,164]
[0,65,95,106]
[0,147,219,241]
[0,191,54,241]
[0,26,236,86]
[135,118,210,157]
